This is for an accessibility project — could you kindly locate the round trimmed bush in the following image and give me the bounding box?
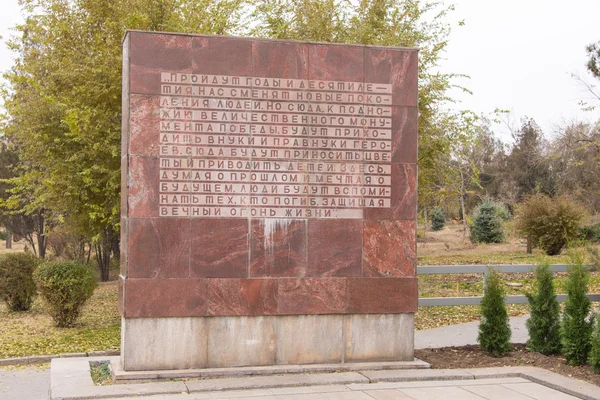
[0,252,40,311]
[430,207,445,231]
[34,261,97,327]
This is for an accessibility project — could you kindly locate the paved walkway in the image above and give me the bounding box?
[0,366,48,400]
[414,315,529,349]
[98,378,580,399]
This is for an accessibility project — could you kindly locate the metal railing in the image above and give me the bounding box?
[417,264,600,307]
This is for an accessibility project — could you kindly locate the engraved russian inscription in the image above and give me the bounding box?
[158,73,393,218]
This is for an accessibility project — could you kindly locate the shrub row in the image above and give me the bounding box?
[478,256,600,373]
[0,254,96,327]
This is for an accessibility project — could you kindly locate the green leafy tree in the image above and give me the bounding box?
[526,261,561,355]
[2,0,248,279]
[478,267,511,357]
[561,252,594,365]
[429,207,445,231]
[470,199,505,243]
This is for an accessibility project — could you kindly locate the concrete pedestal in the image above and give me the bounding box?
[121,313,414,370]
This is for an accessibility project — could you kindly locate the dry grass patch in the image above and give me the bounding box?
[0,282,120,358]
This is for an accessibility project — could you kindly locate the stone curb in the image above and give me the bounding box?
[0,350,120,367]
[49,358,600,400]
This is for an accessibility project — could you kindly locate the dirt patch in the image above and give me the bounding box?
[0,240,26,255]
[415,344,600,387]
[418,224,527,257]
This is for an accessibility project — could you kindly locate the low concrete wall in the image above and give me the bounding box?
[121,313,414,370]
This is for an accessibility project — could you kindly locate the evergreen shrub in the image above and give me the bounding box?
[514,194,586,255]
[590,317,600,373]
[34,261,97,327]
[526,261,561,354]
[478,267,511,356]
[430,207,445,231]
[0,252,39,311]
[470,199,506,243]
[561,253,594,365]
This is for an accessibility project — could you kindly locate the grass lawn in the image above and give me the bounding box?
[0,281,120,359]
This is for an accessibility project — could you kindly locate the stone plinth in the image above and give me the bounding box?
[121,31,418,371]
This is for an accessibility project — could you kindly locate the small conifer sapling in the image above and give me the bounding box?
[478,267,511,356]
[561,253,594,365]
[526,261,561,354]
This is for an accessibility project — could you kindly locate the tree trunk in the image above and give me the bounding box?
[460,193,467,241]
[5,231,12,249]
[527,237,533,254]
[95,227,114,282]
[34,213,47,259]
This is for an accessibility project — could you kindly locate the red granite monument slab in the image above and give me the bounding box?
[252,41,309,79]
[129,32,193,95]
[277,278,347,314]
[125,278,208,318]
[363,220,416,277]
[121,32,418,369]
[391,106,418,163]
[129,95,161,157]
[207,278,278,316]
[128,156,160,217]
[347,277,418,313]
[250,219,307,277]
[127,218,191,278]
[364,47,418,106]
[307,219,363,277]
[190,219,249,278]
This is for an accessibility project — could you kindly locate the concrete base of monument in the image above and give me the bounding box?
[112,357,430,384]
[121,313,415,371]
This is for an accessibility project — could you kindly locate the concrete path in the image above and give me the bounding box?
[414,315,529,349]
[0,366,49,400]
[99,378,581,399]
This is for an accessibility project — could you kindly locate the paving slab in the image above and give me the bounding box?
[414,314,529,349]
[502,382,580,399]
[0,366,50,400]
[184,371,370,393]
[358,368,473,382]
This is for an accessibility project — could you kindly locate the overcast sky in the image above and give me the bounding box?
[1,0,599,143]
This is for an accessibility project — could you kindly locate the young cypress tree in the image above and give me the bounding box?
[561,252,594,365]
[590,317,600,373]
[526,261,561,354]
[478,267,511,356]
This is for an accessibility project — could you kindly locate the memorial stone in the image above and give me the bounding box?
[120,31,418,371]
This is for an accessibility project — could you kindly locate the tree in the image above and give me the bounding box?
[478,267,511,357]
[526,261,561,355]
[430,207,445,231]
[514,194,587,256]
[470,199,505,244]
[561,253,594,365]
[2,0,248,279]
[551,122,600,212]
[507,118,554,201]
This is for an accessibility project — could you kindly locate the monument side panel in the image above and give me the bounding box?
[121,31,418,370]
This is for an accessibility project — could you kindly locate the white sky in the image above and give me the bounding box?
[1,0,599,143]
